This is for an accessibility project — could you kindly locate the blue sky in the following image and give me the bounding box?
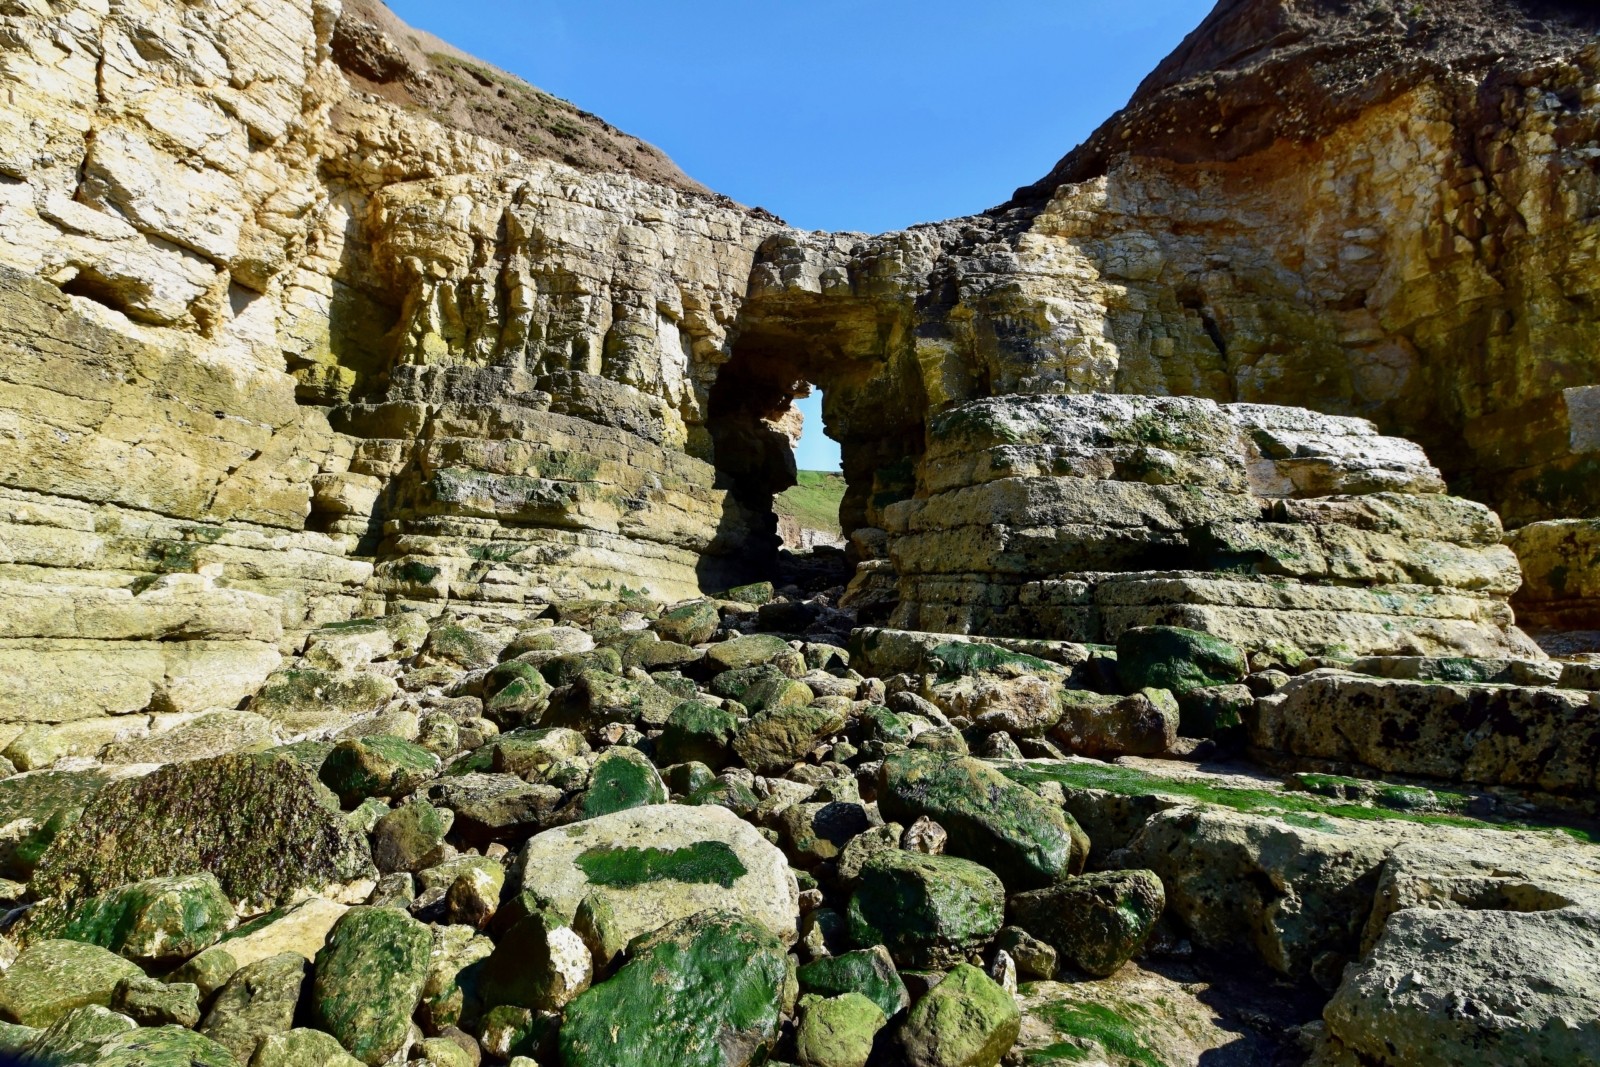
[385,0,1216,469]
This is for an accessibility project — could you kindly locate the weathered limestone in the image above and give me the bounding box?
[885,395,1536,658]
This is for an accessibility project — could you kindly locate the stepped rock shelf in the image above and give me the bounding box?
[1,0,1599,1065]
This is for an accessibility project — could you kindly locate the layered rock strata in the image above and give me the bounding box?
[883,394,1535,658]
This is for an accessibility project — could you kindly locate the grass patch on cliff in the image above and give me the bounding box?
[774,470,845,536]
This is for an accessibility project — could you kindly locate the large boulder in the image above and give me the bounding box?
[580,747,668,819]
[847,851,1004,969]
[733,701,847,774]
[93,1026,241,1067]
[877,751,1086,890]
[30,754,375,911]
[560,911,789,1067]
[796,946,909,1021]
[897,963,1020,1067]
[508,804,798,960]
[0,939,142,1027]
[1111,806,1397,978]
[310,907,432,1066]
[1051,689,1178,758]
[1316,906,1600,1066]
[26,873,234,966]
[1007,870,1165,977]
[169,897,349,1000]
[0,768,110,880]
[199,952,308,1063]
[795,992,885,1067]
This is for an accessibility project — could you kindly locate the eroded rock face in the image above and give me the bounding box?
[887,394,1536,658]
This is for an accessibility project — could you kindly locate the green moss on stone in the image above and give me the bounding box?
[574,841,748,889]
[1024,1000,1160,1067]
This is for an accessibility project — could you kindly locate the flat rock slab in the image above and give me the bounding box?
[509,804,798,951]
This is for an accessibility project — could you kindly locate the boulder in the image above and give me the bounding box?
[652,600,720,646]
[20,1003,137,1064]
[545,671,681,732]
[655,701,739,768]
[1317,906,1600,1066]
[199,952,308,1063]
[877,751,1086,890]
[249,668,399,736]
[795,992,886,1067]
[31,755,375,911]
[478,910,593,1012]
[318,736,440,806]
[706,635,794,673]
[847,851,1004,969]
[509,804,798,960]
[560,911,789,1067]
[111,975,202,1029]
[1111,806,1396,978]
[897,963,1020,1067]
[310,907,432,1066]
[796,946,909,1021]
[733,702,848,774]
[0,939,142,1027]
[169,897,349,1000]
[1007,870,1165,977]
[580,747,668,819]
[27,872,234,966]
[371,799,452,873]
[425,774,562,847]
[251,1029,366,1067]
[94,1026,241,1066]
[1051,689,1178,757]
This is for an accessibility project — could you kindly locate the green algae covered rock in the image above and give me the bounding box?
[199,952,307,1063]
[371,799,451,873]
[310,906,432,1066]
[29,872,233,966]
[94,1025,241,1067]
[795,992,886,1067]
[0,938,142,1026]
[733,702,846,775]
[1008,870,1165,977]
[796,946,909,1021]
[652,599,721,646]
[877,751,1086,890]
[706,634,793,674]
[724,582,774,606]
[898,963,1019,1067]
[318,736,439,806]
[581,748,668,819]
[0,768,108,880]
[16,1003,135,1065]
[31,754,374,911]
[510,805,798,960]
[1116,626,1246,695]
[545,670,681,732]
[657,701,739,768]
[847,851,1004,969]
[111,975,201,1029]
[250,1028,365,1067]
[560,911,788,1067]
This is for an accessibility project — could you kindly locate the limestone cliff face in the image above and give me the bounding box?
[0,0,1596,727]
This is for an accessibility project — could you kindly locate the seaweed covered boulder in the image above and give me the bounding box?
[30,754,375,911]
[847,851,1004,969]
[510,805,798,963]
[560,911,789,1067]
[0,939,141,1027]
[1007,870,1165,977]
[580,747,668,819]
[877,751,1087,890]
[25,873,234,966]
[310,907,432,1066]
[898,963,1020,1067]
[94,1026,241,1066]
